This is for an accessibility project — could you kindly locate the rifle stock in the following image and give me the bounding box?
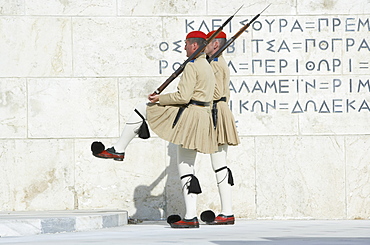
[207,4,271,62]
[153,5,243,95]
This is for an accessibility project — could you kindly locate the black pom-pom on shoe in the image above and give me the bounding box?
[91,141,105,155]
[167,214,181,224]
[200,210,216,223]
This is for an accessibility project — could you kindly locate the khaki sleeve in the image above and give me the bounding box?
[212,62,222,101]
[224,61,231,102]
[159,63,196,105]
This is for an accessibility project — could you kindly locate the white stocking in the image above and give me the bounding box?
[210,144,233,216]
[177,145,198,219]
[113,103,147,153]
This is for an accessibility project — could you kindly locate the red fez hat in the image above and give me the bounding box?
[186,31,207,39]
[207,30,227,39]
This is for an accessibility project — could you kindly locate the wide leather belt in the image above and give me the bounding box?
[172,100,210,128]
[189,100,210,107]
[212,97,227,129]
[213,97,227,104]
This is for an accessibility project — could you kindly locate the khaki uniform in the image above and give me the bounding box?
[147,54,218,154]
[211,55,240,146]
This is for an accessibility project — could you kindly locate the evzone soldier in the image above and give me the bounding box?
[204,30,240,225]
[92,31,218,228]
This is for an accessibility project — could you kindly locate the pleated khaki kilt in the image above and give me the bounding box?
[215,101,240,146]
[146,102,218,154]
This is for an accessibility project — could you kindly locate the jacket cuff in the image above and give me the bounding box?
[159,94,171,105]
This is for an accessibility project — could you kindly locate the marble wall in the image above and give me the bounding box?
[0,0,369,220]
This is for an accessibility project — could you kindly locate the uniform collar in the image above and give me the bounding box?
[190,53,206,62]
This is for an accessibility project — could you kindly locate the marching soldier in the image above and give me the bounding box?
[204,30,240,225]
[92,30,217,228]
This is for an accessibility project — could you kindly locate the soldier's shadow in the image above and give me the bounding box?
[129,143,185,221]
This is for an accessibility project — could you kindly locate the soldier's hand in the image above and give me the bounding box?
[148,93,159,103]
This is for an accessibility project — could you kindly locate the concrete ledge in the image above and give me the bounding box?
[0,210,128,237]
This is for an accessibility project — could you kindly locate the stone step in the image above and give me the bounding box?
[0,210,128,237]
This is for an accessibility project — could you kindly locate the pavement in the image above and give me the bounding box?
[0,210,128,237]
[0,211,370,244]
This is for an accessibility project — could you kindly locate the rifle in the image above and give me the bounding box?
[153,5,243,95]
[207,4,271,62]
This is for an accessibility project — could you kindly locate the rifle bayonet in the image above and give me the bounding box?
[153,5,244,95]
[208,4,271,62]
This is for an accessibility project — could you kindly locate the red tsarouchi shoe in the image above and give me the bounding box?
[208,214,235,225]
[93,147,124,161]
[170,217,199,228]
